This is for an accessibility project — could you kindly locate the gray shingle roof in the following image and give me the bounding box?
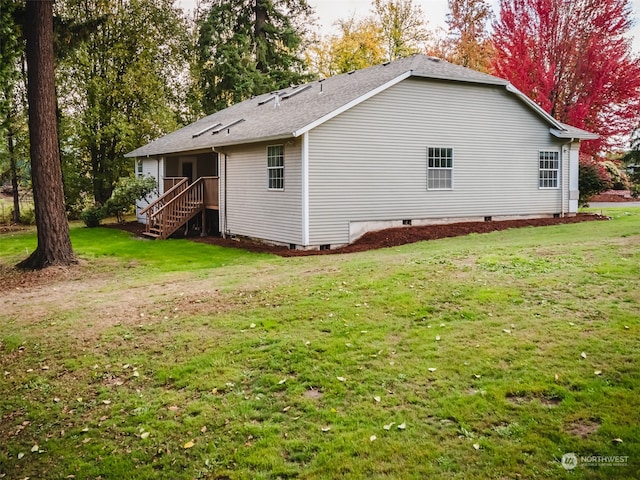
[125,54,593,157]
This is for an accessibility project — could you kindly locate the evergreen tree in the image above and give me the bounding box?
[0,0,29,223]
[197,0,314,113]
[19,0,75,269]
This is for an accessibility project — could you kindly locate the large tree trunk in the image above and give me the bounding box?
[7,121,21,223]
[17,0,75,269]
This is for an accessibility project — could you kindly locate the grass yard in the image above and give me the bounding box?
[1,208,639,479]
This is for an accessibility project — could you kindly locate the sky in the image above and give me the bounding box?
[179,0,640,53]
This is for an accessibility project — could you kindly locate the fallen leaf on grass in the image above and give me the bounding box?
[17,452,24,459]
[140,432,150,439]
[613,438,623,444]
[435,335,441,341]
[201,426,207,433]
[502,329,511,334]
[428,368,437,372]
[581,352,587,359]
[383,423,395,430]
[473,443,480,450]
[373,396,381,403]
[278,378,287,385]
[102,400,111,405]
[370,435,377,442]
[594,370,602,375]
[336,376,346,382]
[31,445,39,452]
[283,406,291,412]
[397,423,406,430]
[183,440,195,449]
[321,426,331,432]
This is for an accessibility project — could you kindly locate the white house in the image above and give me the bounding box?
[125,54,596,249]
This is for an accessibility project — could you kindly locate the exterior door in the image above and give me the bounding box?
[181,161,193,183]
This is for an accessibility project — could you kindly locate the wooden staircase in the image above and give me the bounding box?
[139,178,206,239]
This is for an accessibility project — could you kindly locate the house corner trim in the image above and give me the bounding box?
[302,132,310,245]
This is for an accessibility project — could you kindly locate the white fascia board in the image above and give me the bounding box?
[506,83,565,131]
[292,70,413,137]
[550,128,599,140]
[212,134,293,148]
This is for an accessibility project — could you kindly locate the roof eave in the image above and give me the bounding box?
[410,71,509,87]
[550,128,599,140]
[212,133,294,149]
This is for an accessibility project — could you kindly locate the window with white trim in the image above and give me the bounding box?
[267,145,284,190]
[136,159,143,177]
[539,151,559,188]
[427,147,453,190]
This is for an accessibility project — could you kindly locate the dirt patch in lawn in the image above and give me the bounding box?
[565,419,601,438]
[110,213,608,257]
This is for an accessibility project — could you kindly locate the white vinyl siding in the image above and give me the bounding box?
[307,78,569,245]
[135,156,162,223]
[539,151,559,188]
[221,140,302,245]
[427,147,453,190]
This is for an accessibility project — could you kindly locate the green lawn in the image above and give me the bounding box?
[1,209,639,479]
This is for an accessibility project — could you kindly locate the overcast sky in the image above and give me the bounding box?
[179,0,640,52]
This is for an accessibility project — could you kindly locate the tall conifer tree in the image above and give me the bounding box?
[197,0,314,113]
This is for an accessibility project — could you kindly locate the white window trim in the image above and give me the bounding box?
[267,144,285,191]
[427,146,454,191]
[538,150,560,189]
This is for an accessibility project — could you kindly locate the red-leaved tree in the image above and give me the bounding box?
[491,0,640,156]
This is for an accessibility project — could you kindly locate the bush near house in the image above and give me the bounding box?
[81,175,157,226]
[579,157,612,206]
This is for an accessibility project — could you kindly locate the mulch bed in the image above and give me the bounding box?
[108,213,608,257]
[590,189,639,202]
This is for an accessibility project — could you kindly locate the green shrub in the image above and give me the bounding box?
[81,205,103,227]
[102,175,157,223]
[579,157,612,206]
[19,207,36,225]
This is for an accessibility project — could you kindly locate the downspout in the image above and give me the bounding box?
[561,139,574,217]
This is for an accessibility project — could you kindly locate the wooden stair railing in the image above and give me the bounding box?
[143,178,205,239]
[139,177,188,218]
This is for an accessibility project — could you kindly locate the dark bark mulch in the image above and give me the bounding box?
[108,213,608,257]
